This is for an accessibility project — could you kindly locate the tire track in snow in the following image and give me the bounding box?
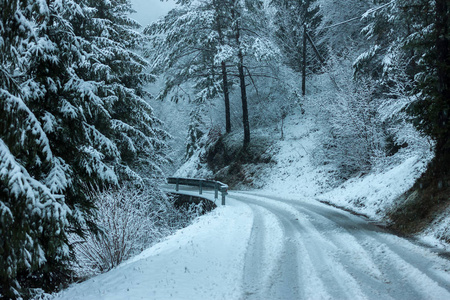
[288,200,450,299]
[233,194,367,299]
[288,201,429,299]
[231,192,450,299]
[237,197,332,300]
[241,204,286,299]
[252,193,450,298]
[230,198,304,300]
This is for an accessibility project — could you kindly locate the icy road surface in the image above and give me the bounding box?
[57,191,450,300]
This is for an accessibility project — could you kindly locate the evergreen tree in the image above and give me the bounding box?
[145,0,279,149]
[1,1,71,297]
[1,0,167,297]
[271,0,323,73]
[404,0,450,157]
[71,0,168,183]
[353,1,407,81]
[355,0,450,161]
[144,1,228,120]
[185,107,206,160]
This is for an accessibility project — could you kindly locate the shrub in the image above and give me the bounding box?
[72,185,198,278]
[314,57,387,180]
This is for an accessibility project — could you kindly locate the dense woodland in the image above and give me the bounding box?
[0,0,449,298]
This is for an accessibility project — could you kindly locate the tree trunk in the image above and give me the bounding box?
[302,24,307,96]
[232,2,250,147]
[213,0,231,133]
[301,1,311,96]
[238,53,250,147]
[221,61,231,133]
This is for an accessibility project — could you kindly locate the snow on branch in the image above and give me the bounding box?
[0,138,68,215]
[78,145,118,184]
[83,122,121,159]
[1,90,53,161]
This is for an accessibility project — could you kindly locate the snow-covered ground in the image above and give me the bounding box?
[245,104,449,251]
[55,190,450,299]
[174,105,449,251]
[254,113,430,218]
[56,191,253,300]
[55,77,450,299]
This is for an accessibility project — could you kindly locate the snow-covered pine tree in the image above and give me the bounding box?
[355,0,449,158]
[1,1,71,298]
[73,0,168,182]
[144,1,225,108]
[353,1,405,81]
[1,0,168,297]
[145,0,279,149]
[185,107,206,160]
[402,0,450,159]
[144,0,233,158]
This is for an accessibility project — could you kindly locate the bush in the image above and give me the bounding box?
[71,185,199,278]
[315,57,387,179]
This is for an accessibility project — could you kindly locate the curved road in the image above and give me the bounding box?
[57,188,450,300]
[229,192,450,300]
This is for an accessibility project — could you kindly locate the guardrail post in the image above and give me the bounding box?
[214,183,219,199]
[199,180,203,195]
[176,178,179,191]
[221,189,226,205]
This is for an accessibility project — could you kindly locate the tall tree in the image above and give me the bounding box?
[73,0,168,182]
[212,0,232,133]
[405,0,450,157]
[271,0,323,73]
[145,0,279,149]
[1,0,72,297]
[355,0,450,159]
[227,0,280,147]
[230,0,251,146]
[1,0,167,297]
[144,0,232,132]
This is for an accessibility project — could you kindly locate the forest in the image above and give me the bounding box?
[0,0,449,299]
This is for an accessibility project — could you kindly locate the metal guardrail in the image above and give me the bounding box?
[167,177,228,205]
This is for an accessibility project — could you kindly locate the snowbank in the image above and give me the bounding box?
[55,193,253,300]
[317,154,430,220]
[419,206,450,252]
[253,111,448,251]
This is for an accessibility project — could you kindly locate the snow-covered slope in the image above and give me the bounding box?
[256,112,430,218]
[250,107,449,250]
[173,89,448,250]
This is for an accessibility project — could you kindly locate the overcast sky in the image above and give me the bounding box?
[130,0,176,27]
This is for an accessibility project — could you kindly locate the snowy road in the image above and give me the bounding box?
[233,192,450,299]
[57,190,450,300]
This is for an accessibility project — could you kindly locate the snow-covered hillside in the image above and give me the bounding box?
[252,90,450,250]
[174,72,449,251]
[255,111,449,250]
